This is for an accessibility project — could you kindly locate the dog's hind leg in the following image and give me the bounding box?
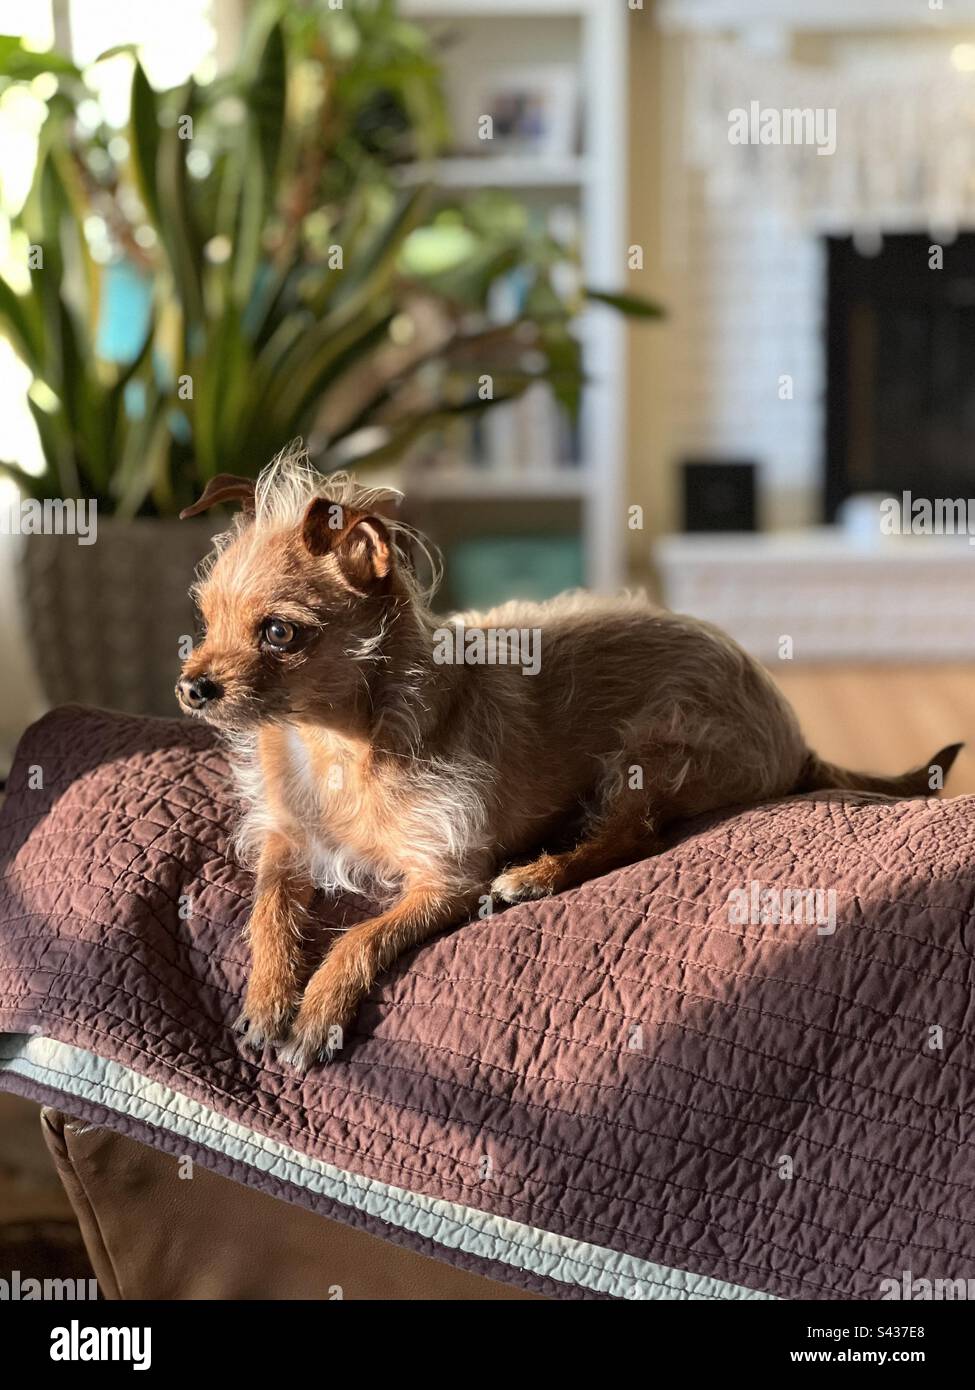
[491,803,661,903]
[491,725,728,904]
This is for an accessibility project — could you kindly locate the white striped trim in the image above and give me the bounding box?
[0,1034,775,1301]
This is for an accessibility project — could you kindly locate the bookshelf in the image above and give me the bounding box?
[406,468,590,501]
[399,0,629,598]
[404,0,588,13]
[398,155,590,189]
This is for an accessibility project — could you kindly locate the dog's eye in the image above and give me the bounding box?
[262,618,298,650]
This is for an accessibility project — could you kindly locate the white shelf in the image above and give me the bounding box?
[406,469,590,501]
[402,1,590,16]
[658,0,965,30]
[399,156,588,190]
[397,0,628,593]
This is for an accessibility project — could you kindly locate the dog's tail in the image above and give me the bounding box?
[794,742,963,798]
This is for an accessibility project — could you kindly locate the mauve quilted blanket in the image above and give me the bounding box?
[0,705,973,1301]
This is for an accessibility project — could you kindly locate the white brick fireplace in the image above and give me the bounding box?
[654,0,975,660]
[659,0,975,529]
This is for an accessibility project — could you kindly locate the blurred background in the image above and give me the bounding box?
[4,0,975,1272]
[4,0,975,777]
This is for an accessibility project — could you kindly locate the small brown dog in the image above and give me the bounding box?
[177,449,960,1067]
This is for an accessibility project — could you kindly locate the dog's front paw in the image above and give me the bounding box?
[233,981,297,1051]
[276,952,364,1071]
[276,1011,347,1072]
[490,862,556,903]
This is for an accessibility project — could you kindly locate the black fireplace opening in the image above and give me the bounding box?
[825,233,975,521]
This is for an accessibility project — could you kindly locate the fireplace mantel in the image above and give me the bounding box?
[656,530,975,662]
[659,0,975,32]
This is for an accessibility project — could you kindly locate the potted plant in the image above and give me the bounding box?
[0,0,659,715]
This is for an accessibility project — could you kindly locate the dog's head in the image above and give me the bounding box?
[176,456,416,731]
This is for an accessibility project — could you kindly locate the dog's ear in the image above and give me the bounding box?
[179,474,256,520]
[301,497,391,593]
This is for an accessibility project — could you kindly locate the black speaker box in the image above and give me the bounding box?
[681,460,757,532]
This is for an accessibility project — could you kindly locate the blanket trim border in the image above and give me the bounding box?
[0,1034,776,1302]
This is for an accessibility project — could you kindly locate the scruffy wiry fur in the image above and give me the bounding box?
[177,448,961,1068]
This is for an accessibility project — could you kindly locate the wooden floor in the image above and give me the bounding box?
[771,664,975,796]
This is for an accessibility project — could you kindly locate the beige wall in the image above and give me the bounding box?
[626,7,672,589]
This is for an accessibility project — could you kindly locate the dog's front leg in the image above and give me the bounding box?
[279,885,463,1069]
[235,832,314,1049]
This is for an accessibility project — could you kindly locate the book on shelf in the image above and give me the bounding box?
[409,382,579,484]
[408,207,584,486]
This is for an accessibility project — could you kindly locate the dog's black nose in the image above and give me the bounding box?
[177,675,221,709]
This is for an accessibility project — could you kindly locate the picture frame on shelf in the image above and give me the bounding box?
[459,63,579,159]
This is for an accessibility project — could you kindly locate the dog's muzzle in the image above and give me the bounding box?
[176,675,222,711]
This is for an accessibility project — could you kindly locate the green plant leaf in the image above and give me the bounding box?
[107,312,157,403]
[231,125,266,309]
[538,324,584,421]
[1,1,662,517]
[0,36,81,80]
[584,287,665,319]
[157,83,206,347]
[112,384,171,517]
[328,185,432,314]
[190,303,254,477]
[0,276,45,369]
[251,17,287,204]
[338,397,517,471]
[26,394,76,499]
[50,145,101,342]
[264,305,394,446]
[93,43,140,64]
[129,60,162,231]
[0,457,61,500]
[242,243,302,344]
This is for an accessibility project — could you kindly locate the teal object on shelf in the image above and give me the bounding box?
[449,535,584,609]
[97,260,152,364]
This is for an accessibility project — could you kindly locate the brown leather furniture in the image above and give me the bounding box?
[41,1109,539,1300]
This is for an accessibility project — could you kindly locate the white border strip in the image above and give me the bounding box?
[0,1034,775,1301]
